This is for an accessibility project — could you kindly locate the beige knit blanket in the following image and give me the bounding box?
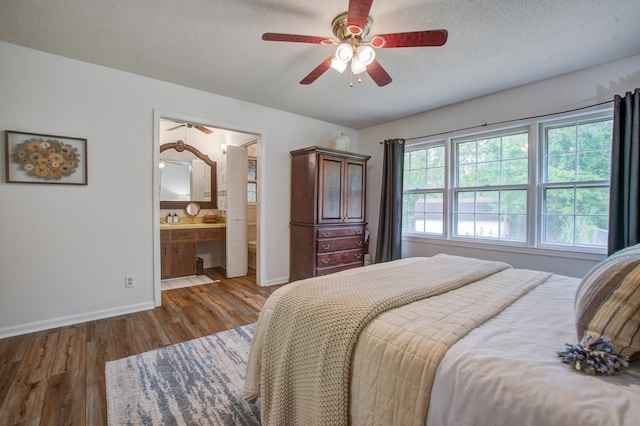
[255,254,544,425]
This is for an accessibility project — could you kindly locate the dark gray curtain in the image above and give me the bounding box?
[608,88,640,255]
[375,139,404,263]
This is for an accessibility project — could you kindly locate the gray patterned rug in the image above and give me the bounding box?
[105,323,260,425]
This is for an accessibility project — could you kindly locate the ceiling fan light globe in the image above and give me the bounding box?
[335,43,353,62]
[356,45,375,65]
[330,56,348,73]
[351,57,366,75]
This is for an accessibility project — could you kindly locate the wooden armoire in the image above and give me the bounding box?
[289,146,371,282]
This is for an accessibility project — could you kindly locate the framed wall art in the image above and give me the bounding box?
[5,130,87,185]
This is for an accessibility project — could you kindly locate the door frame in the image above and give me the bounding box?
[152,109,264,307]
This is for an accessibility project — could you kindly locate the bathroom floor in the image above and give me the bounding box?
[161,266,257,291]
[161,275,220,291]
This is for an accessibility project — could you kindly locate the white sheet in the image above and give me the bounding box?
[427,274,640,426]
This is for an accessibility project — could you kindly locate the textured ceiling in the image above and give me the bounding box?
[0,0,639,129]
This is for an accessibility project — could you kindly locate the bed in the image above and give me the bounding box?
[243,254,640,426]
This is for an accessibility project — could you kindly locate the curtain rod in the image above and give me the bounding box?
[379,99,613,143]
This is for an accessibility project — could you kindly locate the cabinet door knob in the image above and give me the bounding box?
[175,246,179,254]
[321,232,330,237]
[354,253,362,259]
[356,229,363,234]
[321,244,330,250]
[355,240,363,246]
[321,258,329,264]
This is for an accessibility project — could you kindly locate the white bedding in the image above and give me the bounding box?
[427,274,640,426]
[247,259,640,425]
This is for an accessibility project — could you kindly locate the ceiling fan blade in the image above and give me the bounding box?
[366,60,392,87]
[372,29,448,48]
[166,124,186,131]
[347,0,374,35]
[300,57,333,85]
[262,32,334,44]
[194,125,213,134]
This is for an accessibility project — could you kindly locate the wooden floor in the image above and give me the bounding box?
[0,268,281,426]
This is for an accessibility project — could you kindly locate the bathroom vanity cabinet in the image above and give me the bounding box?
[160,227,226,279]
[289,146,370,282]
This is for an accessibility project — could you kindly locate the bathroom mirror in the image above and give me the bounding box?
[160,140,217,209]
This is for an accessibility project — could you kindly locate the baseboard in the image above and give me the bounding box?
[262,276,289,287]
[0,301,156,339]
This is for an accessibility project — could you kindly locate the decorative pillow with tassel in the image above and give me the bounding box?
[573,244,640,365]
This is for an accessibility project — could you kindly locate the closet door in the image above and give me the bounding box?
[225,145,248,278]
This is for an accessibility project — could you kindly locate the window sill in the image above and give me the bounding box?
[403,233,606,262]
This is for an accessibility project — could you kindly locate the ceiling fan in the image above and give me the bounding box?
[166,123,214,135]
[262,0,448,86]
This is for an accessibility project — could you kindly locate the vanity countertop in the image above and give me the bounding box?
[160,222,226,230]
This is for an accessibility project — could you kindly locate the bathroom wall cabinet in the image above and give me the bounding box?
[289,146,370,282]
[160,227,226,279]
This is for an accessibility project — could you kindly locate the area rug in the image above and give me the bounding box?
[161,275,219,291]
[105,323,260,425]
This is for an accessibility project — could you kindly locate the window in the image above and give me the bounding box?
[247,158,257,203]
[453,130,528,242]
[402,110,612,254]
[541,118,612,248]
[403,144,445,234]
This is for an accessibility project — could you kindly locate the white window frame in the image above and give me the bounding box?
[537,113,613,252]
[450,127,530,246]
[402,107,613,256]
[403,141,446,236]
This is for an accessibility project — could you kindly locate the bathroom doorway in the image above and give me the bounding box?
[154,112,261,301]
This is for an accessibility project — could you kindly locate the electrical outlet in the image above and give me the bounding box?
[125,275,135,288]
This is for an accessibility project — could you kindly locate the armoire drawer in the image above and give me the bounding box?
[317,226,365,239]
[317,236,365,253]
[317,249,365,267]
[316,262,363,276]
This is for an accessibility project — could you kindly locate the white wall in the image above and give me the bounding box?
[0,41,354,338]
[359,54,640,278]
